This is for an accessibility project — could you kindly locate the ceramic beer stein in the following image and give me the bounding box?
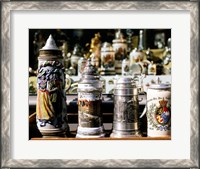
[76,59,105,138]
[122,58,130,76]
[129,48,144,64]
[146,83,171,137]
[78,57,87,77]
[148,61,157,75]
[112,29,127,74]
[36,35,69,137]
[70,44,83,72]
[100,42,115,75]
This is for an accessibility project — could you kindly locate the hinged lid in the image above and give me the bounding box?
[79,59,100,85]
[149,83,171,89]
[114,77,138,95]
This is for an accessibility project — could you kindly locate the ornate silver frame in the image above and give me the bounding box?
[1,1,199,168]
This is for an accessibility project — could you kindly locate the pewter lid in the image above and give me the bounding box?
[149,83,171,89]
[116,77,133,85]
[82,59,97,76]
[114,77,137,95]
[116,77,136,88]
[79,59,100,85]
[101,42,114,52]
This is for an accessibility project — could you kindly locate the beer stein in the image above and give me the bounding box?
[162,38,171,75]
[110,77,142,138]
[90,53,100,70]
[70,44,83,71]
[122,58,130,76]
[100,42,115,75]
[76,59,105,138]
[78,57,87,77]
[112,29,127,74]
[146,83,171,137]
[36,35,69,137]
[148,61,157,75]
[129,48,144,64]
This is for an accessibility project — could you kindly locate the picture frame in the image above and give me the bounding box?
[1,1,199,168]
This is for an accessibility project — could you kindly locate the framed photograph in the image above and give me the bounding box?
[1,1,199,168]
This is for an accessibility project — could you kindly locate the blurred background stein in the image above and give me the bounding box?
[100,42,115,75]
[36,35,69,137]
[146,83,171,137]
[70,44,83,75]
[110,77,142,137]
[78,57,87,77]
[112,29,127,74]
[76,59,105,138]
[122,58,130,76]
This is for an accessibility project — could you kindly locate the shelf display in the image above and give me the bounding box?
[29,29,171,139]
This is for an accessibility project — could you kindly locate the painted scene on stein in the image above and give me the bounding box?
[29,29,171,139]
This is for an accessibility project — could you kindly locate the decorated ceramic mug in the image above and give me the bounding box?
[146,84,171,137]
[36,35,69,137]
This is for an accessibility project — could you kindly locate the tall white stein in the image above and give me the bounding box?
[112,29,127,74]
[146,84,171,137]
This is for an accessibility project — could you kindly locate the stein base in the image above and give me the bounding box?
[42,135,65,138]
[147,129,171,137]
[38,128,70,138]
[110,130,142,138]
[76,126,105,138]
[76,133,106,138]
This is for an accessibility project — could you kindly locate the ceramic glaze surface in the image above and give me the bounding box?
[112,30,127,74]
[122,58,130,75]
[36,35,69,137]
[100,42,115,75]
[146,84,171,137]
[78,57,87,76]
[130,49,144,64]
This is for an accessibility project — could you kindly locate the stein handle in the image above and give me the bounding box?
[140,106,146,118]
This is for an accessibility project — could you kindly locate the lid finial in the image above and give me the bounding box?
[41,34,59,50]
